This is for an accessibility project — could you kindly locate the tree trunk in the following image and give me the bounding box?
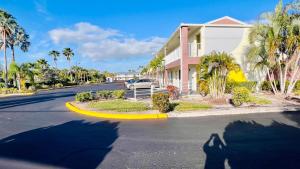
[286,51,300,95]
[69,61,73,82]
[17,72,21,91]
[11,45,17,87]
[267,70,278,94]
[278,59,284,94]
[3,32,8,88]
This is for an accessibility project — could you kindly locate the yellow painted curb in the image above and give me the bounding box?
[65,102,168,120]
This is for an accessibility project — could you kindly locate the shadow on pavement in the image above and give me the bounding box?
[0,120,119,169]
[0,93,74,110]
[204,111,300,169]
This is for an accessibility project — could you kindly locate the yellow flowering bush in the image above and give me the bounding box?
[227,69,247,83]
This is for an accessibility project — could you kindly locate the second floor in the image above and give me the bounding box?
[158,16,252,66]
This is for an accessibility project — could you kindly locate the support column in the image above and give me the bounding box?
[180,26,189,94]
[164,69,168,86]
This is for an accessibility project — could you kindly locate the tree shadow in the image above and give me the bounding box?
[0,93,74,109]
[0,120,119,169]
[204,112,300,169]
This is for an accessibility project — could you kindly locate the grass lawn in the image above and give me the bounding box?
[88,100,150,112]
[249,96,272,105]
[172,102,212,112]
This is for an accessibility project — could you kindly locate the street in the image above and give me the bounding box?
[0,83,300,169]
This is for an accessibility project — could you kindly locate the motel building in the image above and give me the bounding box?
[153,16,261,94]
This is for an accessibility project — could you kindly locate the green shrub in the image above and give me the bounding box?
[96,90,112,100]
[75,92,93,102]
[0,88,18,94]
[112,90,125,99]
[0,82,5,88]
[152,93,170,113]
[198,80,209,96]
[294,81,300,91]
[226,81,257,93]
[55,83,64,88]
[232,87,251,107]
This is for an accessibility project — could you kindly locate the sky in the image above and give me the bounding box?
[1,0,289,72]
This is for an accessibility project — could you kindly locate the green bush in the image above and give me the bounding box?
[152,93,170,113]
[232,87,251,107]
[112,90,125,99]
[55,83,64,88]
[294,81,300,91]
[75,92,93,102]
[226,81,257,93]
[0,82,5,88]
[96,90,112,100]
[198,80,209,96]
[0,88,18,94]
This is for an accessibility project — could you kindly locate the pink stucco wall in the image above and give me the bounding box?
[181,26,189,94]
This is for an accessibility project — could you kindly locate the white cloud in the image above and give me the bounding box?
[48,22,166,60]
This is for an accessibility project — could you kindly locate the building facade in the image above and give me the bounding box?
[154,16,255,94]
[114,72,141,81]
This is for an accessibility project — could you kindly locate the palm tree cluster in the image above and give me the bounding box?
[198,52,240,98]
[0,9,30,88]
[248,0,300,96]
[48,48,75,82]
[9,58,107,90]
[141,54,164,79]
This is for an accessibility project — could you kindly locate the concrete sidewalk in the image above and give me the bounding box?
[168,106,300,118]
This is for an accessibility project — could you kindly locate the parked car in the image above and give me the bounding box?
[125,79,136,89]
[128,79,159,90]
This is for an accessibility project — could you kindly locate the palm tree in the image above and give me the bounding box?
[8,61,20,90]
[5,27,30,87]
[63,48,74,67]
[10,27,30,61]
[48,50,60,68]
[247,0,300,96]
[0,10,17,87]
[63,48,74,81]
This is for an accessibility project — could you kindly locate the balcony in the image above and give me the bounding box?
[188,43,201,57]
[165,47,180,65]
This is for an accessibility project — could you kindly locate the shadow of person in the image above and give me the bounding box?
[203,133,226,169]
[0,120,119,169]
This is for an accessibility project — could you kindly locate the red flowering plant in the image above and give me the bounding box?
[166,85,179,100]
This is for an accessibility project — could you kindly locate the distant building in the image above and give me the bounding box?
[114,72,141,81]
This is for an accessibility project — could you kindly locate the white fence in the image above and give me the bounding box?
[133,86,168,100]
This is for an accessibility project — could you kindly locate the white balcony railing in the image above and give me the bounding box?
[165,47,180,65]
[189,43,201,57]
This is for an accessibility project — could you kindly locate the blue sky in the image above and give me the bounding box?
[1,0,287,72]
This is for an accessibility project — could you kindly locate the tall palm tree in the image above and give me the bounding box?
[247,0,300,95]
[62,48,74,68]
[0,10,17,87]
[5,27,30,87]
[48,50,60,68]
[63,48,74,82]
[8,27,30,62]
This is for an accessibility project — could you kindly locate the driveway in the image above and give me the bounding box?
[0,83,300,169]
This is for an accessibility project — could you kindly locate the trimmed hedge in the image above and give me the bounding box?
[75,92,93,102]
[152,93,170,113]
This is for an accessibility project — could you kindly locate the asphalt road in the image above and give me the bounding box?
[0,83,300,169]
